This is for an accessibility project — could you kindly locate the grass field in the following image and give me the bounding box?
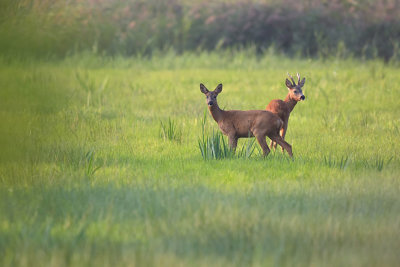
[1,51,400,266]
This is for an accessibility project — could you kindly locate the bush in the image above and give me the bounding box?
[1,0,399,61]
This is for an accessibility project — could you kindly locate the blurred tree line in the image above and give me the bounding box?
[1,0,399,61]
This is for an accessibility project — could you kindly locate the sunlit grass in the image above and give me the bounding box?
[0,53,399,266]
[160,118,182,142]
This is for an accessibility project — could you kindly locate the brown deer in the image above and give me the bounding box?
[200,83,293,157]
[266,73,305,151]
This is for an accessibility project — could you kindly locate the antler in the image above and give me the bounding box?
[287,72,296,86]
[297,73,301,85]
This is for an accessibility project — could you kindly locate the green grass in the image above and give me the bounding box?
[0,52,400,266]
[160,118,182,142]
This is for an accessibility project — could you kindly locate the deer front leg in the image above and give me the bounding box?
[255,134,270,157]
[270,140,276,151]
[228,134,238,152]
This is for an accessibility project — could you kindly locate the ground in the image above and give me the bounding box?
[0,52,399,266]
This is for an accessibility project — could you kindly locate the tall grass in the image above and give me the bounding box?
[198,112,233,160]
[160,118,182,142]
[236,137,257,159]
[323,154,351,170]
[84,149,102,178]
[362,156,393,172]
[198,130,234,160]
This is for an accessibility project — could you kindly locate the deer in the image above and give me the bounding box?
[200,83,293,157]
[266,73,306,152]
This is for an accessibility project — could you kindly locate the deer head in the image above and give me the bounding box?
[200,83,222,106]
[285,73,306,101]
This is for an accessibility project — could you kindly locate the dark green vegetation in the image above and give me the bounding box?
[1,52,399,266]
[1,0,400,61]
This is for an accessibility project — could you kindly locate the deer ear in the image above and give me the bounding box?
[214,84,222,94]
[298,77,306,87]
[200,83,209,94]
[285,78,294,89]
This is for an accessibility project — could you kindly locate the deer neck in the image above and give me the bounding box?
[284,94,297,112]
[208,103,225,122]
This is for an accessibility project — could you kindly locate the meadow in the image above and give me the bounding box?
[1,51,400,266]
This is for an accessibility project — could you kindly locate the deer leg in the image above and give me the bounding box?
[269,140,276,151]
[279,121,288,152]
[271,135,293,158]
[228,135,238,152]
[270,126,280,151]
[273,140,278,150]
[271,122,285,151]
[255,134,270,157]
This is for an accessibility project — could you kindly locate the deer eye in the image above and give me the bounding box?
[293,90,298,94]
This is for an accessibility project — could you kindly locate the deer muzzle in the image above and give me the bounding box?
[300,95,305,100]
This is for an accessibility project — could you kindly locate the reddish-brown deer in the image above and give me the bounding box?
[200,83,293,157]
[266,73,306,151]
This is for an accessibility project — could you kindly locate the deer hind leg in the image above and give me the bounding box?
[271,121,285,151]
[271,135,293,158]
[255,134,270,157]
